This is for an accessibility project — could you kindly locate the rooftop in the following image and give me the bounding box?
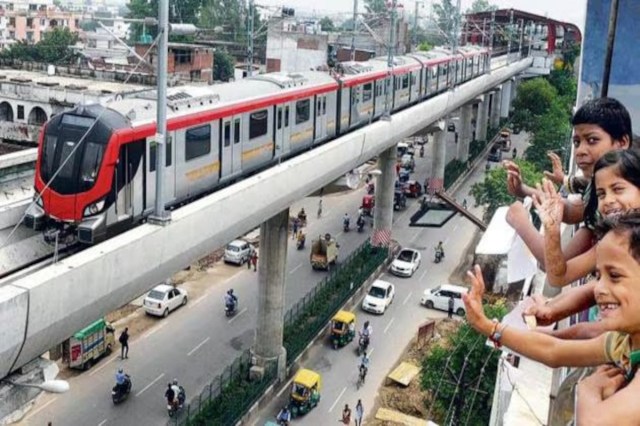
[0,69,150,95]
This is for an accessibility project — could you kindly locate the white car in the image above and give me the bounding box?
[421,284,468,316]
[224,240,252,265]
[143,284,188,317]
[390,248,421,277]
[361,280,395,314]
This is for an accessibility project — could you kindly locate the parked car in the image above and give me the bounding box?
[390,248,421,277]
[362,280,395,314]
[224,240,252,265]
[487,145,502,162]
[420,284,467,316]
[144,284,188,317]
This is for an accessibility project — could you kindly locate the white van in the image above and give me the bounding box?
[421,284,468,316]
[224,240,252,265]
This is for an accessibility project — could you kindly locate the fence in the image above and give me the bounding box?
[283,240,389,365]
[170,350,277,426]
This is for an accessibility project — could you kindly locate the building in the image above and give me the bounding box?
[0,68,149,145]
[133,42,214,84]
[331,16,410,59]
[266,18,329,73]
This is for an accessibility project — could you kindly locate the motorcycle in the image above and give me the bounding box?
[296,233,306,250]
[112,375,132,404]
[356,218,365,233]
[225,299,238,317]
[434,249,443,264]
[356,334,369,356]
[167,386,186,417]
[343,219,350,233]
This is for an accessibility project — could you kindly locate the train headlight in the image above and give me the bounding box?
[83,199,105,217]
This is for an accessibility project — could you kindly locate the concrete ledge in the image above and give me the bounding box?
[238,243,400,425]
[0,58,532,378]
[0,149,37,169]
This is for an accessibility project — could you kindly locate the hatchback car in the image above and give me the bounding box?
[143,284,188,317]
[390,248,421,277]
[224,240,252,265]
[361,280,395,314]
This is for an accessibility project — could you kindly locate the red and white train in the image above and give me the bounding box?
[25,46,490,244]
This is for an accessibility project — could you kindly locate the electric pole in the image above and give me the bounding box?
[506,8,514,63]
[383,0,397,120]
[452,0,461,52]
[413,1,422,50]
[247,0,254,76]
[488,9,495,71]
[350,0,358,61]
[150,0,170,224]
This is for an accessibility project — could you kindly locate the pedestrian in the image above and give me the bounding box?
[247,247,253,270]
[119,327,129,359]
[251,250,258,272]
[317,198,323,218]
[340,404,352,425]
[462,198,468,209]
[292,218,299,240]
[512,147,517,158]
[447,296,454,319]
[355,400,364,426]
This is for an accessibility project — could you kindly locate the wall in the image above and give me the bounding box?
[577,0,640,136]
[266,30,328,73]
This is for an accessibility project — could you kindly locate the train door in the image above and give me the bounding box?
[220,118,232,179]
[315,95,327,140]
[231,116,242,175]
[374,80,385,117]
[350,86,360,126]
[144,137,173,213]
[275,105,291,155]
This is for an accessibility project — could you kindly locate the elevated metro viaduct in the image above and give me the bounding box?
[0,56,532,380]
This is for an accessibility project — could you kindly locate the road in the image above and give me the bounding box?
[253,132,530,426]
[20,131,466,426]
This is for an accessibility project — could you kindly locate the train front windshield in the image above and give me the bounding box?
[40,114,107,195]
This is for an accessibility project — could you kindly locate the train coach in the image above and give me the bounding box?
[25,46,489,244]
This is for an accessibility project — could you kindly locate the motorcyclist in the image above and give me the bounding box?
[171,379,183,408]
[343,213,350,229]
[224,289,238,312]
[359,321,372,349]
[435,241,445,259]
[115,368,127,393]
[277,405,292,425]
[419,145,425,158]
[165,383,176,407]
[356,214,365,231]
[298,208,307,224]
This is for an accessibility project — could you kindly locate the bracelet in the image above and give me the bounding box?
[489,321,508,348]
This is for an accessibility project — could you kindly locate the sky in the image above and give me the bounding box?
[258,0,587,32]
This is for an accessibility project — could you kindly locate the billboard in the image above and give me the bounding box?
[577,0,640,136]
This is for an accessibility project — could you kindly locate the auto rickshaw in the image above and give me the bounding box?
[330,310,356,349]
[361,194,375,217]
[289,369,322,417]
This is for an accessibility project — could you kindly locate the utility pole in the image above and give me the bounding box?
[413,1,422,50]
[482,18,487,47]
[150,0,170,224]
[350,0,358,61]
[488,9,495,71]
[506,8,514,62]
[452,0,461,51]
[518,18,524,58]
[247,0,255,76]
[383,0,397,120]
[528,20,534,57]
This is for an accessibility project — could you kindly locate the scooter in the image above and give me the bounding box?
[343,219,350,233]
[112,375,132,404]
[357,218,365,233]
[434,249,443,264]
[225,299,238,317]
[167,387,186,417]
[356,335,369,356]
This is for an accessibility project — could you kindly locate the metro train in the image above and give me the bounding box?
[25,46,490,244]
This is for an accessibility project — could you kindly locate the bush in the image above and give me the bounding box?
[444,159,467,189]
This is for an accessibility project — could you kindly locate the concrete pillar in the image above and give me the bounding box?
[500,80,512,119]
[372,146,396,247]
[490,89,501,129]
[429,129,446,193]
[253,208,288,380]
[477,95,489,142]
[511,78,518,103]
[458,104,473,162]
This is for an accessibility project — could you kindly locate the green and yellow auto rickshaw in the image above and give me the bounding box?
[289,369,321,417]
[330,310,356,349]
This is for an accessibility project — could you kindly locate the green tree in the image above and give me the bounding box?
[36,27,79,64]
[127,0,203,42]
[418,41,433,51]
[432,0,460,46]
[470,160,543,221]
[213,50,235,82]
[319,16,335,32]
[364,0,388,15]
[199,0,246,42]
[466,0,499,14]
[525,103,572,173]
[421,301,508,426]
[511,78,559,133]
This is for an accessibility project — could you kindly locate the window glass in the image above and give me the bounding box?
[58,140,76,179]
[151,137,173,171]
[402,75,409,89]
[43,134,58,178]
[234,119,240,144]
[284,106,290,127]
[322,97,326,114]
[80,141,104,187]
[317,99,321,117]
[185,124,211,161]
[363,83,372,102]
[277,108,282,129]
[223,122,231,147]
[249,109,268,139]
[295,99,310,125]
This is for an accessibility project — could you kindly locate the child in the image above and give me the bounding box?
[463,212,640,423]
[504,97,633,268]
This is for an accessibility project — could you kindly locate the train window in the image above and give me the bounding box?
[149,138,172,172]
[277,108,282,129]
[185,124,211,161]
[249,109,268,139]
[322,97,326,114]
[402,75,409,89]
[411,74,416,86]
[284,106,290,127]
[317,99,321,117]
[234,119,240,144]
[362,83,372,102]
[295,99,310,125]
[223,122,231,147]
[80,142,104,186]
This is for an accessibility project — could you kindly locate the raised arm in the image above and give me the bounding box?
[523,280,597,326]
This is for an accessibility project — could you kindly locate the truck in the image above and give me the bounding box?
[62,318,115,370]
[310,233,339,270]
